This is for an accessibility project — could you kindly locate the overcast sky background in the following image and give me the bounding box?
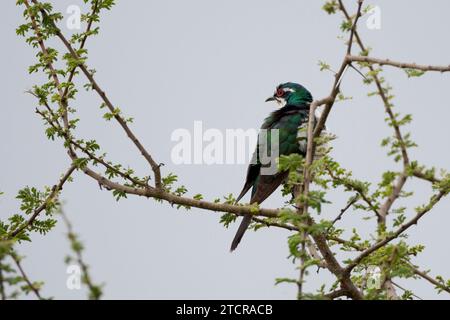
[1,0,450,299]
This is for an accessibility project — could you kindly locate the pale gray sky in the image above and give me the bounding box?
[1,0,450,299]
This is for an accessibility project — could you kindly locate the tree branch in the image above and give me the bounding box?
[391,280,423,300]
[348,55,450,73]
[345,189,448,274]
[61,210,102,300]
[293,0,365,300]
[23,0,67,128]
[81,165,281,218]
[312,0,364,139]
[60,0,100,105]
[10,252,42,299]
[324,288,347,300]
[29,0,162,189]
[328,195,358,229]
[325,167,381,219]
[0,266,5,300]
[338,0,410,169]
[17,0,449,300]
[35,107,148,188]
[57,30,162,189]
[7,165,76,239]
[412,267,450,294]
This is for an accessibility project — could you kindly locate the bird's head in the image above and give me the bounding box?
[265,82,313,107]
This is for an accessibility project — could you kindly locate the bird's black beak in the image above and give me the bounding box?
[265,96,276,102]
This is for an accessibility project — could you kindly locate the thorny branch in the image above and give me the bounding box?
[8,165,76,239]
[348,55,450,73]
[345,189,448,274]
[337,0,449,297]
[13,0,450,300]
[295,0,365,300]
[0,267,5,300]
[412,268,450,295]
[21,0,286,225]
[60,210,102,300]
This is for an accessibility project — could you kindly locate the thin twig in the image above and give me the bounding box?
[326,167,381,219]
[251,217,297,231]
[324,288,347,300]
[24,0,67,127]
[312,0,364,139]
[328,195,358,231]
[29,0,162,189]
[345,189,448,274]
[411,267,450,295]
[390,280,423,300]
[60,210,102,300]
[60,0,100,105]
[413,169,441,184]
[8,165,76,239]
[348,55,450,73]
[10,252,42,299]
[60,210,101,300]
[0,266,5,300]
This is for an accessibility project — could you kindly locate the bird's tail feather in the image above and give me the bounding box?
[235,184,251,204]
[230,214,252,252]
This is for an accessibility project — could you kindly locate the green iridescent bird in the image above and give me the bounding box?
[230,82,314,251]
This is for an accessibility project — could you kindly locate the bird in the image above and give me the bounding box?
[230,82,314,251]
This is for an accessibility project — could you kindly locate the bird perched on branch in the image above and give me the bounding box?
[230,82,315,251]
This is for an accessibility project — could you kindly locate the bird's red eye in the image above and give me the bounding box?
[276,88,284,97]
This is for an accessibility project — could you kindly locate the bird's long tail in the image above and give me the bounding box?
[230,214,252,252]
